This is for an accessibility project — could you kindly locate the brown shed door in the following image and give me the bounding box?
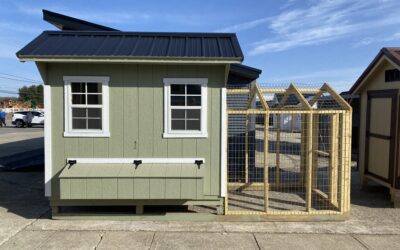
[365,90,398,185]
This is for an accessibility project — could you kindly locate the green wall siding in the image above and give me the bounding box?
[47,63,225,201]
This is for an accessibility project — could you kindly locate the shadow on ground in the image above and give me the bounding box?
[0,165,396,220]
[0,166,49,219]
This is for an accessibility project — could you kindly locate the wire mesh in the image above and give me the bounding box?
[226,83,351,216]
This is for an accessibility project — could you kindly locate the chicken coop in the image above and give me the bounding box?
[226,83,352,220]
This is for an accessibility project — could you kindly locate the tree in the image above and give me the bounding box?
[18,84,43,104]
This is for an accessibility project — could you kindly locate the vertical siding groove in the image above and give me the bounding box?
[52,63,225,201]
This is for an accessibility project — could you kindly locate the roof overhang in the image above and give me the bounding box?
[227,63,262,86]
[350,48,400,94]
[18,56,242,64]
[43,9,118,31]
[229,64,262,79]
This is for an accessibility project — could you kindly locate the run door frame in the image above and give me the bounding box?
[365,89,398,185]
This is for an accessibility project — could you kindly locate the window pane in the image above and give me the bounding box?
[171,96,185,106]
[87,94,102,104]
[172,109,185,119]
[72,108,86,118]
[71,82,85,93]
[88,108,101,118]
[171,120,185,130]
[187,84,201,94]
[87,83,102,93]
[72,94,86,104]
[88,119,102,129]
[187,120,200,130]
[186,109,200,119]
[72,118,86,129]
[171,84,185,94]
[186,96,201,106]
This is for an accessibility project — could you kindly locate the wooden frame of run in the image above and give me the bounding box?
[225,83,352,219]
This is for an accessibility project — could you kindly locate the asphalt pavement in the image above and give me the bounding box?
[0,124,43,169]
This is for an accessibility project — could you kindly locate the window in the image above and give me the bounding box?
[385,69,400,82]
[163,78,208,138]
[63,76,110,137]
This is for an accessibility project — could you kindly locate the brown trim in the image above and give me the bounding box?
[350,48,400,94]
[365,89,398,185]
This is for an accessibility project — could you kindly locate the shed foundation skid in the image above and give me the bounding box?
[225,83,352,220]
[50,198,224,217]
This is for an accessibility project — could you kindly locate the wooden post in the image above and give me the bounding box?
[339,112,348,212]
[345,111,352,212]
[312,114,319,191]
[264,113,270,212]
[276,114,281,186]
[329,114,339,207]
[306,113,313,211]
[300,114,306,187]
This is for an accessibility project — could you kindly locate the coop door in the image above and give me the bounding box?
[365,90,398,185]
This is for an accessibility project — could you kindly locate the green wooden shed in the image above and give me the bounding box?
[16,10,250,216]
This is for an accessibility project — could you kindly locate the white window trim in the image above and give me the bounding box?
[163,78,208,138]
[63,76,110,137]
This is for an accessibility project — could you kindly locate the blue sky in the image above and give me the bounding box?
[1,0,400,96]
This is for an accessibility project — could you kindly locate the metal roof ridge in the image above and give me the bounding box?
[41,30,239,37]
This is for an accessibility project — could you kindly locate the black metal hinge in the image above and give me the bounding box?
[195,160,203,169]
[134,160,142,168]
[67,159,77,165]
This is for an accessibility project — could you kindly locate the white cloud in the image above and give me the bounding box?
[215,17,271,33]
[250,0,400,55]
[354,32,400,47]
[280,0,297,10]
[216,0,400,55]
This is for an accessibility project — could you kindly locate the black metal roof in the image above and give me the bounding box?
[43,9,118,31]
[17,31,244,62]
[227,64,262,86]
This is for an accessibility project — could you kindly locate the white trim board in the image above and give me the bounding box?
[66,158,206,164]
[44,85,52,197]
[220,88,227,197]
[63,76,110,138]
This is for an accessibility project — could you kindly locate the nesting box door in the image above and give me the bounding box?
[365,90,398,185]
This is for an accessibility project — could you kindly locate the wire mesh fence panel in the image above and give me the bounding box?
[311,114,341,212]
[226,82,352,217]
[268,114,307,211]
[227,113,266,212]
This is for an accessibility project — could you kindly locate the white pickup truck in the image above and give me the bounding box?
[11,111,44,128]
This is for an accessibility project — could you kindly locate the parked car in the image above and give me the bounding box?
[11,111,44,128]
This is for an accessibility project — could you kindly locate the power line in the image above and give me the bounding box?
[0,90,18,95]
[0,76,42,84]
[0,72,41,82]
